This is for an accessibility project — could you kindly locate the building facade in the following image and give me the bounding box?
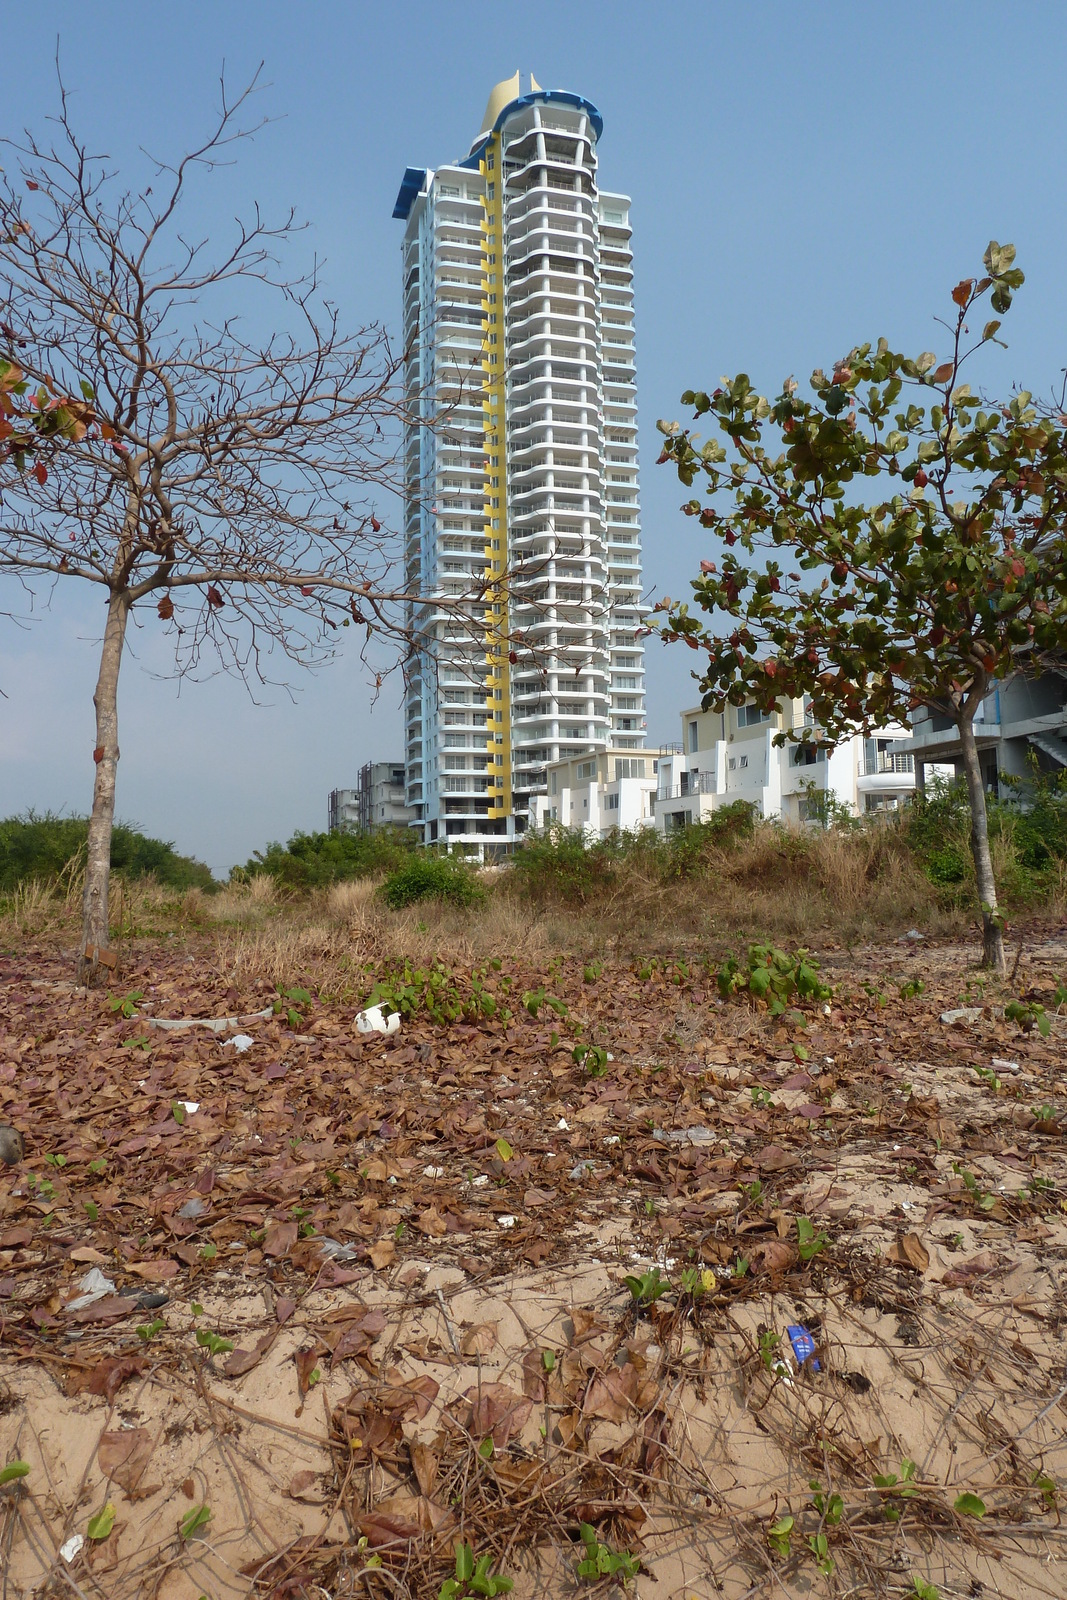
[908,672,1067,794]
[652,700,916,831]
[528,747,662,838]
[394,73,644,859]
[328,763,413,834]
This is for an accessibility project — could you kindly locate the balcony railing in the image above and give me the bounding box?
[861,751,915,776]
[653,773,717,808]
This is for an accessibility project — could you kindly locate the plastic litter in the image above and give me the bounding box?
[992,1056,1021,1074]
[786,1323,821,1372]
[653,1126,717,1146]
[222,1033,255,1052]
[182,1101,200,1115]
[940,1007,983,1026]
[496,1214,517,1229]
[316,1238,362,1262]
[66,1267,116,1311]
[555,1117,570,1131]
[177,1197,208,1219]
[59,1533,85,1563]
[904,929,924,942]
[570,1160,596,1179]
[147,1005,273,1033]
[356,1005,401,1036]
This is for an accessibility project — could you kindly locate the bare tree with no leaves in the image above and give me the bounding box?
[0,75,481,982]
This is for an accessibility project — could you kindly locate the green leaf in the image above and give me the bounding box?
[87,1502,117,1539]
[954,1492,986,1518]
[454,1541,475,1582]
[494,1137,513,1162]
[171,1101,185,1125]
[0,1460,30,1485]
[180,1504,212,1540]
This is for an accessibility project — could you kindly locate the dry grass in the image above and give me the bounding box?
[212,877,570,995]
[0,819,1022,995]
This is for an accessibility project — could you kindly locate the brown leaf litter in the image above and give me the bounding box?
[1,930,1066,1597]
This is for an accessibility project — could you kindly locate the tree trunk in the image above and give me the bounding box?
[957,714,1005,974]
[77,591,130,986]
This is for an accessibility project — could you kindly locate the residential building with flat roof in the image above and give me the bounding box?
[394,72,644,859]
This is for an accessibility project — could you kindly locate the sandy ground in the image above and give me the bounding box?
[1,933,1066,1598]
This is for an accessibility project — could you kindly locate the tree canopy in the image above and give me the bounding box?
[656,245,1067,970]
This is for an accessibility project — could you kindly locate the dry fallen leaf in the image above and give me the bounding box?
[747,1238,797,1274]
[416,1206,447,1238]
[583,1361,639,1422]
[97,1429,157,1498]
[887,1231,930,1273]
[287,1469,320,1501]
[369,1238,396,1270]
[263,1220,298,1258]
[464,1383,532,1448]
[410,1441,438,1498]
[459,1321,497,1356]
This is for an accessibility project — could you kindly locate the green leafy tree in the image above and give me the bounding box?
[656,244,1067,972]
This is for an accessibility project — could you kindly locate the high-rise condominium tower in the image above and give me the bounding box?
[394,73,644,856]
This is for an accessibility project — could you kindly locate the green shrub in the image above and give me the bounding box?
[239,826,414,890]
[906,768,1067,904]
[0,811,214,892]
[716,941,833,1016]
[511,826,621,903]
[657,800,757,877]
[380,854,485,910]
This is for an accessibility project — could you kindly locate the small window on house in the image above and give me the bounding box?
[739,755,749,768]
[688,720,699,753]
[738,703,772,728]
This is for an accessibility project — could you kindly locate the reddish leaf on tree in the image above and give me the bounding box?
[33,461,47,485]
[206,586,224,609]
[157,595,174,620]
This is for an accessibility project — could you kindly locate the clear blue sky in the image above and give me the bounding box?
[3,1,1065,873]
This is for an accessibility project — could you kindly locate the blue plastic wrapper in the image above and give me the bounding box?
[786,1323,821,1371]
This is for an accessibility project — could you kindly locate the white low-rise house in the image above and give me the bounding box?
[652,700,916,832]
[909,671,1067,794]
[529,748,661,838]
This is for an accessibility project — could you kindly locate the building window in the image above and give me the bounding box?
[738,703,772,728]
[576,760,597,780]
[739,755,748,768]
[614,758,646,779]
[688,720,699,753]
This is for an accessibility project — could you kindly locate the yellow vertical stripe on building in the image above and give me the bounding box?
[480,134,511,821]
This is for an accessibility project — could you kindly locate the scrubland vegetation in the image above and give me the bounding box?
[2,775,1064,985]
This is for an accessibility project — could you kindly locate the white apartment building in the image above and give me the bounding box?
[393,73,645,859]
[653,701,916,831]
[529,748,660,838]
